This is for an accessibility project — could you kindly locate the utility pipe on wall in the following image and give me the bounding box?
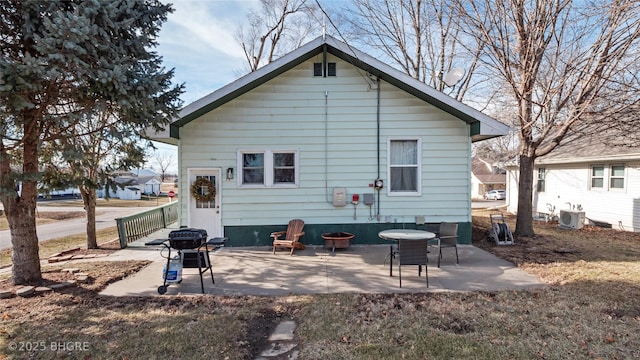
[376,77,381,221]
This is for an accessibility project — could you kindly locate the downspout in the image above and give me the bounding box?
[324,90,330,203]
[376,78,381,221]
[323,43,331,203]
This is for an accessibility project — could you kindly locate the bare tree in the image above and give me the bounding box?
[461,0,640,236]
[235,0,319,72]
[42,111,147,249]
[152,150,176,182]
[340,0,489,101]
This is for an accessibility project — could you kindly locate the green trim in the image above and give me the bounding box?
[170,123,180,139]
[470,121,480,136]
[223,222,472,247]
[170,41,486,139]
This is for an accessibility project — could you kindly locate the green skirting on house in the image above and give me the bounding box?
[223,222,472,247]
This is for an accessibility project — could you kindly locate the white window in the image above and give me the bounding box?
[388,138,421,195]
[239,150,298,188]
[537,168,546,192]
[610,165,625,189]
[590,164,625,191]
[590,165,604,189]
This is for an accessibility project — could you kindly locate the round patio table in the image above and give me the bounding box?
[378,229,436,277]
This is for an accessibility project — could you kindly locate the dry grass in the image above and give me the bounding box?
[0,210,639,359]
[0,226,120,268]
[0,211,86,231]
[37,196,176,208]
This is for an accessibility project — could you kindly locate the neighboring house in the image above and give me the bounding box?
[130,168,161,178]
[506,128,640,231]
[98,176,161,200]
[114,185,142,201]
[149,35,509,245]
[16,182,80,198]
[112,168,160,178]
[471,157,506,199]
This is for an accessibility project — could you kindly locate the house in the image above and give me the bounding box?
[471,157,506,199]
[16,182,80,198]
[506,127,640,231]
[98,176,162,200]
[149,35,509,245]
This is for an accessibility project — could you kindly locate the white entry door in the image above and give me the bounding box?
[188,169,221,238]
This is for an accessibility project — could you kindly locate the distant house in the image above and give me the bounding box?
[149,35,509,245]
[114,185,142,200]
[16,182,80,198]
[471,157,506,199]
[98,176,162,200]
[131,168,161,178]
[506,128,640,231]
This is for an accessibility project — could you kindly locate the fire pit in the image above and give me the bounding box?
[321,232,355,252]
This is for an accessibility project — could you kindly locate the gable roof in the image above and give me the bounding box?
[537,125,640,165]
[472,158,506,184]
[114,176,160,186]
[156,35,508,144]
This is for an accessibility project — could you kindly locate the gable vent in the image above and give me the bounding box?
[313,62,337,77]
[313,63,322,77]
[327,62,336,76]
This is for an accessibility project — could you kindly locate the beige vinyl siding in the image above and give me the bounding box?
[179,54,470,226]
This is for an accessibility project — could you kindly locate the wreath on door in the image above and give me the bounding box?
[190,178,216,202]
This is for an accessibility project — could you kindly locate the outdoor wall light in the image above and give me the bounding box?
[226,167,234,180]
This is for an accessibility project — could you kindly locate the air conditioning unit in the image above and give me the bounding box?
[559,210,586,229]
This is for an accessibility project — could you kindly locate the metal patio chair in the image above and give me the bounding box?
[434,222,459,267]
[397,239,429,287]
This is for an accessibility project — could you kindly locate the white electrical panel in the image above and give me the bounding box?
[333,187,346,207]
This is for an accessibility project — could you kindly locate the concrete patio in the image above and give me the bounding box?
[99,229,543,297]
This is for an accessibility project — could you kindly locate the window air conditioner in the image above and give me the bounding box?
[559,210,586,229]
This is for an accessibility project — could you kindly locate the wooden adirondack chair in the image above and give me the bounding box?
[271,219,305,255]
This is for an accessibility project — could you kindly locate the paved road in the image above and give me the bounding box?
[472,199,506,209]
[0,206,154,250]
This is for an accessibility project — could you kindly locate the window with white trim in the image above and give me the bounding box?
[388,138,421,195]
[610,165,625,189]
[537,167,546,192]
[590,165,604,189]
[239,150,298,187]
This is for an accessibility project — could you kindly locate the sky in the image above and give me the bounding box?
[157,0,259,105]
[150,0,260,172]
[149,0,339,174]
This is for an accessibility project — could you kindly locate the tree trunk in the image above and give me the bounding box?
[6,194,42,285]
[81,187,98,249]
[4,131,43,285]
[514,154,535,237]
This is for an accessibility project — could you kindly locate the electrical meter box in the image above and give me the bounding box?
[363,193,374,205]
[333,187,346,207]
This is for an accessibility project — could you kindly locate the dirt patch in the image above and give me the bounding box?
[0,261,149,293]
[36,211,91,221]
[472,211,640,266]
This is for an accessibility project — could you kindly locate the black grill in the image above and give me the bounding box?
[168,228,207,250]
